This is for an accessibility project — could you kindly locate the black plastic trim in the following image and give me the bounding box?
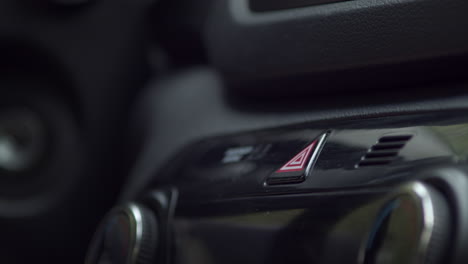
[249,0,349,12]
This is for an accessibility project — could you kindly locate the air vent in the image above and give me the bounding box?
[356,135,412,168]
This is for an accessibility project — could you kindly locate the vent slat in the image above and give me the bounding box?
[358,160,393,167]
[356,134,412,168]
[371,143,406,151]
[378,135,413,143]
[360,157,396,163]
[364,151,399,158]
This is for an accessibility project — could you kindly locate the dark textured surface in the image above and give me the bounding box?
[205,0,468,91]
[121,67,468,201]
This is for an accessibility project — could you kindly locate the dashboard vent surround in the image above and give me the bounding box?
[357,135,412,168]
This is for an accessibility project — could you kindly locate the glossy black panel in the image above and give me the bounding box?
[170,182,449,264]
[172,191,382,264]
[156,113,468,201]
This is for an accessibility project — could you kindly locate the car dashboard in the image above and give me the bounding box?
[0,0,467,264]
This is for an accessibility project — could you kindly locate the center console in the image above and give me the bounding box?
[86,111,468,264]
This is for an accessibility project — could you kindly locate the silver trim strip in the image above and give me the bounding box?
[127,203,144,264]
[304,131,329,177]
[357,182,437,264]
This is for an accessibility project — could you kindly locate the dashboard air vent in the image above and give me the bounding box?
[357,135,412,168]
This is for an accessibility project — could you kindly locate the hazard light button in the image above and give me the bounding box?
[267,133,328,185]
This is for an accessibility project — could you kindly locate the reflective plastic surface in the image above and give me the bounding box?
[156,113,468,201]
[171,181,450,264]
[173,191,379,264]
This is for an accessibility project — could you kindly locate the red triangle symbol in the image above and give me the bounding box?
[276,141,317,173]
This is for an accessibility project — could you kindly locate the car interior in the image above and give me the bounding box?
[1,0,468,263]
